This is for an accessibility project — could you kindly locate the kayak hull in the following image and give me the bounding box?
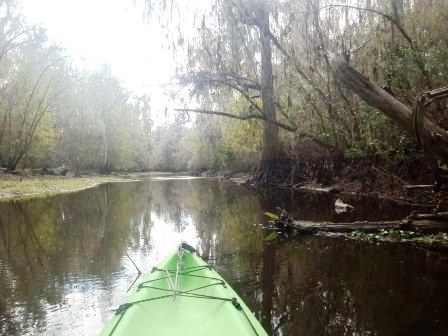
[100,249,268,336]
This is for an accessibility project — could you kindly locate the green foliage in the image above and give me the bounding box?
[345,148,364,160]
[2,0,447,175]
[348,231,380,242]
[264,212,279,220]
[416,232,448,245]
[349,229,448,247]
[264,231,279,241]
[379,229,416,240]
[215,100,262,171]
[349,229,418,242]
[210,143,235,172]
[350,229,448,248]
[0,4,153,172]
[25,114,57,167]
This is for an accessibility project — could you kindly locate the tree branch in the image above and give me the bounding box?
[182,73,263,114]
[309,4,413,47]
[174,108,298,132]
[184,72,260,91]
[264,27,329,105]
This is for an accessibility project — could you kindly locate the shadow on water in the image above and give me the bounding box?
[258,238,448,336]
[0,177,447,335]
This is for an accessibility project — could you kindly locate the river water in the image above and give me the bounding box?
[1,176,447,335]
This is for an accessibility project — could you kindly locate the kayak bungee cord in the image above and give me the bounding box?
[173,243,185,300]
[106,243,263,336]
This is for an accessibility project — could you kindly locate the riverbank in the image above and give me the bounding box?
[0,166,442,211]
[218,165,443,211]
[0,174,136,200]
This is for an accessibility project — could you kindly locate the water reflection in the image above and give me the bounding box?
[255,238,448,336]
[0,178,447,335]
[255,187,428,223]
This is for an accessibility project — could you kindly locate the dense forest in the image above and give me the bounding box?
[1,0,447,186]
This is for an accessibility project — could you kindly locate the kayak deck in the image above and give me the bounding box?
[101,248,268,336]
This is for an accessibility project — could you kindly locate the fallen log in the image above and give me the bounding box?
[329,54,448,158]
[290,212,448,235]
[329,53,448,186]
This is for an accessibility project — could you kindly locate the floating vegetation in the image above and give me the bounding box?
[348,229,448,247]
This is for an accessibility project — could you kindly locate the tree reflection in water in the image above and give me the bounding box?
[0,177,447,335]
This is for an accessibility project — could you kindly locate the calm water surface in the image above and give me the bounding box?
[0,176,447,335]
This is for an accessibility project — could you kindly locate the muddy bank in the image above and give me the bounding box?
[213,162,446,212]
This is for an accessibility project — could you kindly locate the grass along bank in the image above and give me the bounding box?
[0,176,133,200]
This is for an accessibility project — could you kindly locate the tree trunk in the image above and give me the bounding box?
[329,53,448,166]
[257,0,279,176]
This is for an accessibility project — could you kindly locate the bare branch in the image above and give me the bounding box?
[264,28,329,105]
[181,72,263,114]
[174,108,298,132]
[308,4,413,46]
[184,72,260,90]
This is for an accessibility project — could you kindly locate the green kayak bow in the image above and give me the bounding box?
[100,243,268,336]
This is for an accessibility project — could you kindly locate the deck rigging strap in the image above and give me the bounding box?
[107,246,261,336]
[173,243,185,299]
[109,290,261,336]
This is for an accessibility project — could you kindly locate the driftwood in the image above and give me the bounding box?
[288,212,448,235]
